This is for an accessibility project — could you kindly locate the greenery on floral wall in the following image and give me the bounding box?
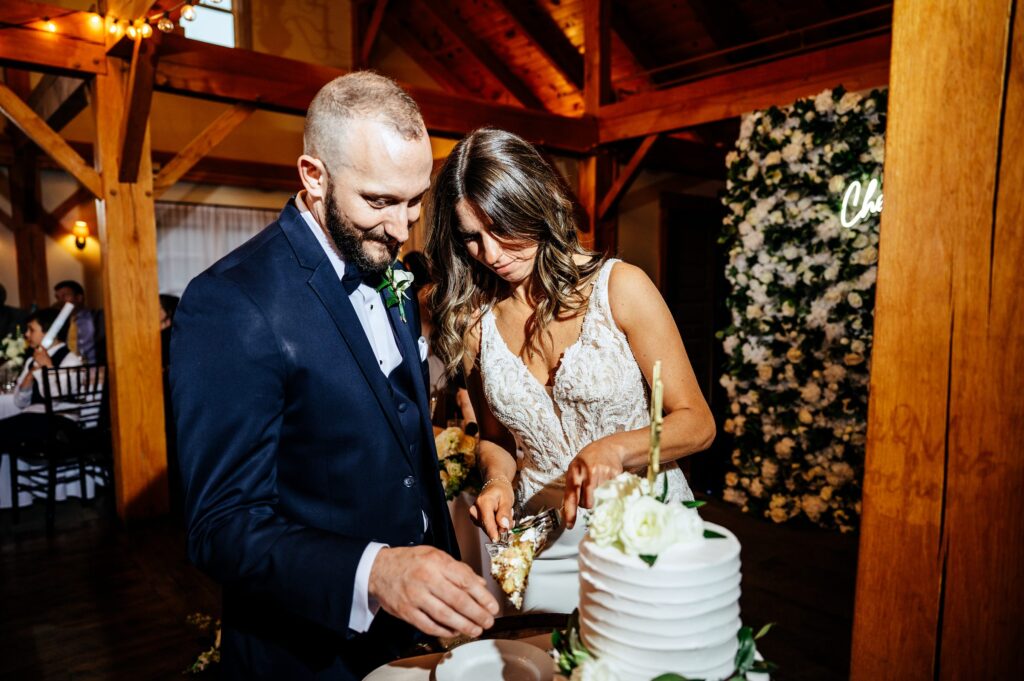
[718,86,888,532]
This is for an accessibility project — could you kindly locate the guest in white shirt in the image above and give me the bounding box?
[0,308,83,451]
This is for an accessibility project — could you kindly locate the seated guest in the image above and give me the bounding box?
[54,280,105,364]
[0,283,26,342]
[0,307,83,451]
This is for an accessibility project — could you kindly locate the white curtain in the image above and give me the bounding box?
[156,202,280,296]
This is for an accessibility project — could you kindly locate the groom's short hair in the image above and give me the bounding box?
[304,71,425,164]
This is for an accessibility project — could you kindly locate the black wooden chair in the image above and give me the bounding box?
[9,364,113,532]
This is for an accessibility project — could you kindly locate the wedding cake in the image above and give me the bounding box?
[576,474,743,681]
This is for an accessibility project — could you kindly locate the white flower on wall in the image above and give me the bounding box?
[718,86,887,532]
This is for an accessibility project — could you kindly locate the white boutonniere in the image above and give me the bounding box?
[376,263,415,322]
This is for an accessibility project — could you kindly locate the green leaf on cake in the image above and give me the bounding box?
[639,554,658,567]
[683,500,707,509]
[656,474,670,503]
[755,622,775,640]
[651,674,698,681]
[704,529,727,539]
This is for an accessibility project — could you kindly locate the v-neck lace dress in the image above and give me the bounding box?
[479,259,693,613]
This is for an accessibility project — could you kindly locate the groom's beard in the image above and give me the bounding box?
[325,180,399,274]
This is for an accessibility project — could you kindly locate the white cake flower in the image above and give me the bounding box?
[570,657,618,681]
[667,504,705,544]
[594,472,644,503]
[587,497,624,547]
[619,496,678,557]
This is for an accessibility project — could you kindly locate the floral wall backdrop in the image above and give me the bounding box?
[718,86,888,532]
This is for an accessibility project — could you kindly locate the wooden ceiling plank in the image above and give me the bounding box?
[493,0,584,91]
[610,3,660,75]
[153,102,255,195]
[418,0,546,109]
[119,36,159,183]
[0,81,103,198]
[599,34,892,142]
[598,133,658,219]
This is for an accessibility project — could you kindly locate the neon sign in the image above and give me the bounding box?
[840,178,883,228]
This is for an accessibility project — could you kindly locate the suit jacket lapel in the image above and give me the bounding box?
[307,261,416,468]
[385,293,431,422]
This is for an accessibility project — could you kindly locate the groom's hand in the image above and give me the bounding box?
[368,546,499,638]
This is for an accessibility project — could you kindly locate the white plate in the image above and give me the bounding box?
[434,640,554,681]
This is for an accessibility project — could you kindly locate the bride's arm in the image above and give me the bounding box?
[463,322,518,541]
[563,262,716,526]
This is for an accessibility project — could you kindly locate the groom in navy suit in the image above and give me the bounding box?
[170,72,498,680]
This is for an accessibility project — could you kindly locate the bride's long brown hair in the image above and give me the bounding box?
[425,128,605,377]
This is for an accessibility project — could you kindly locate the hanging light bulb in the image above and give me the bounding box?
[89,13,103,30]
[182,4,196,21]
[140,21,153,38]
[157,14,174,32]
[126,22,138,39]
[108,17,121,35]
[43,17,57,33]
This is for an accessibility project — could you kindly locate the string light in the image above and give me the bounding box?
[125,22,138,39]
[140,21,153,38]
[182,4,196,21]
[89,13,103,29]
[43,17,57,32]
[108,17,120,35]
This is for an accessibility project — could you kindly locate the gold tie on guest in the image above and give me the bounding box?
[67,314,78,354]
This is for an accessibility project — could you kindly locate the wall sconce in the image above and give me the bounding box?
[72,220,90,250]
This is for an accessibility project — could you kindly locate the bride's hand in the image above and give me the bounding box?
[470,477,514,542]
[562,443,625,529]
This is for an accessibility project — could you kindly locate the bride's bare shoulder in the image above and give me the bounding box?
[606,261,664,328]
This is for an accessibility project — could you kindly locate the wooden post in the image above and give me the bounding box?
[93,55,169,520]
[581,0,615,254]
[3,69,49,309]
[850,1,1022,678]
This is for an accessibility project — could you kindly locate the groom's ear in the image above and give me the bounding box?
[298,155,327,200]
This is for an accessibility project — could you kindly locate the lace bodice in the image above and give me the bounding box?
[479,259,692,512]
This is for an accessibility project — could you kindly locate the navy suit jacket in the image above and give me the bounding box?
[170,200,456,680]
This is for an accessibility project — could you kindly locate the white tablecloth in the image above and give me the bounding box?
[0,392,106,509]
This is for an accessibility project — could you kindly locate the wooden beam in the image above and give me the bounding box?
[851,1,1021,678]
[0,1,107,76]
[8,132,50,309]
[419,0,547,110]
[598,133,657,219]
[577,151,615,253]
[0,82,103,198]
[380,9,481,98]
[152,32,595,153]
[27,75,90,132]
[119,35,159,183]
[609,3,660,77]
[153,103,255,194]
[493,0,584,91]
[93,53,169,520]
[583,0,611,113]
[599,34,892,143]
[360,0,389,67]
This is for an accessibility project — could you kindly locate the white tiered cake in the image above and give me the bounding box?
[577,521,743,681]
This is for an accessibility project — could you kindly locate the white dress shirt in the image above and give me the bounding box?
[13,342,84,412]
[298,198,403,633]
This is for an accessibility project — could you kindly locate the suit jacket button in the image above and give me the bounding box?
[403,476,415,488]
[397,402,408,413]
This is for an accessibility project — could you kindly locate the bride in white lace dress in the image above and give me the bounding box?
[425,129,716,614]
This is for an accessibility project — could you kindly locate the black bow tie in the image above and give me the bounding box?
[341,261,382,295]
